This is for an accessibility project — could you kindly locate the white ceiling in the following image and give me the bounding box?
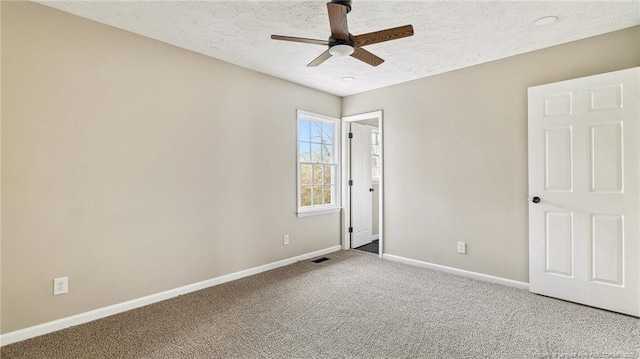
[38,1,640,97]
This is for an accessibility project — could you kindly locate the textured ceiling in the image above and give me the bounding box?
[37,1,640,97]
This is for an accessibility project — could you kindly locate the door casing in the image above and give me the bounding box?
[341,111,384,257]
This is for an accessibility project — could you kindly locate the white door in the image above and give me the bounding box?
[528,67,640,316]
[350,122,373,248]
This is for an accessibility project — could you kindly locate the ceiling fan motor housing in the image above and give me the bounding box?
[331,0,352,13]
[328,36,354,48]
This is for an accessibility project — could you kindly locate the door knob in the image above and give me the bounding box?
[369,188,374,192]
[532,196,541,204]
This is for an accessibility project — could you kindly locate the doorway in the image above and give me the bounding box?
[341,111,383,258]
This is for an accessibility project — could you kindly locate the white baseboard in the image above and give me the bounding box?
[382,253,529,290]
[0,245,342,347]
[372,234,380,241]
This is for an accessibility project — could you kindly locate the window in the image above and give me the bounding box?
[297,110,340,215]
[372,129,380,182]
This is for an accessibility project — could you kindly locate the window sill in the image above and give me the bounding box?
[297,208,341,218]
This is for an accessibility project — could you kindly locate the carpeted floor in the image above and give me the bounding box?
[2,250,639,358]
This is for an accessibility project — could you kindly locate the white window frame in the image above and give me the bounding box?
[296,110,341,217]
[371,128,380,184]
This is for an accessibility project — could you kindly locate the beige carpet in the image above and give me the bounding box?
[2,250,639,358]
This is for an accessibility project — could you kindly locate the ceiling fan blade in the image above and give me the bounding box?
[307,50,333,67]
[271,35,329,46]
[350,47,384,67]
[327,3,349,40]
[353,25,414,47]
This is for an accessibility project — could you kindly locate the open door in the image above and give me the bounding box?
[349,122,373,248]
[528,67,640,316]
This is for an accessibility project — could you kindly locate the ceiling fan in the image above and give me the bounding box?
[271,0,414,67]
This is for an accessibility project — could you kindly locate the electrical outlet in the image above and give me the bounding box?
[53,277,68,295]
[457,242,466,254]
[283,234,290,245]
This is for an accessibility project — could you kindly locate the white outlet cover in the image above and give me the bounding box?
[54,276,68,295]
[457,242,467,254]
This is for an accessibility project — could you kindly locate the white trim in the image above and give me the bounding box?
[296,208,341,218]
[341,111,383,123]
[297,109,338,124]
[341,119,350,250]
[0,245,342,347]
[372,234,380,241]
[296,109,341,214]
[378,114,384,259]
[382,254,530,290]
[341,111,384,259]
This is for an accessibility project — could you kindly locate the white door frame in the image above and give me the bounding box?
[341,111,384,258]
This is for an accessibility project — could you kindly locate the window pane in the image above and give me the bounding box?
[301,186,312,207]
[324,165,333,184]
[372,156,379,179]
[297,113,339,213]
[299,120,311,142]
[301,164,312,185]
[313,186,324,205]
[324,186,333,204]
[313,165,323,185]
[299,142,311,162]
[321,144,332,163]
[322,123,333,144]
[311,122,322,143]
[311,143,322,162]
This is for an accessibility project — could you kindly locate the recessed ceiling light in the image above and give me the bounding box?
[342,76,355,82]
[532,16,558,27]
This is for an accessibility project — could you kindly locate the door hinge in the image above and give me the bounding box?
[348,132,353,139]
[348,180,353,186]
[348,227,353,233]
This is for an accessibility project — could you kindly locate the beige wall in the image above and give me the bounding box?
[343,26,640,282]
[1,2,341,333]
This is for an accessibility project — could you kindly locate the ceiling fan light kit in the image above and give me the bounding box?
[271,0,414,67]
[329,44,354,57]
